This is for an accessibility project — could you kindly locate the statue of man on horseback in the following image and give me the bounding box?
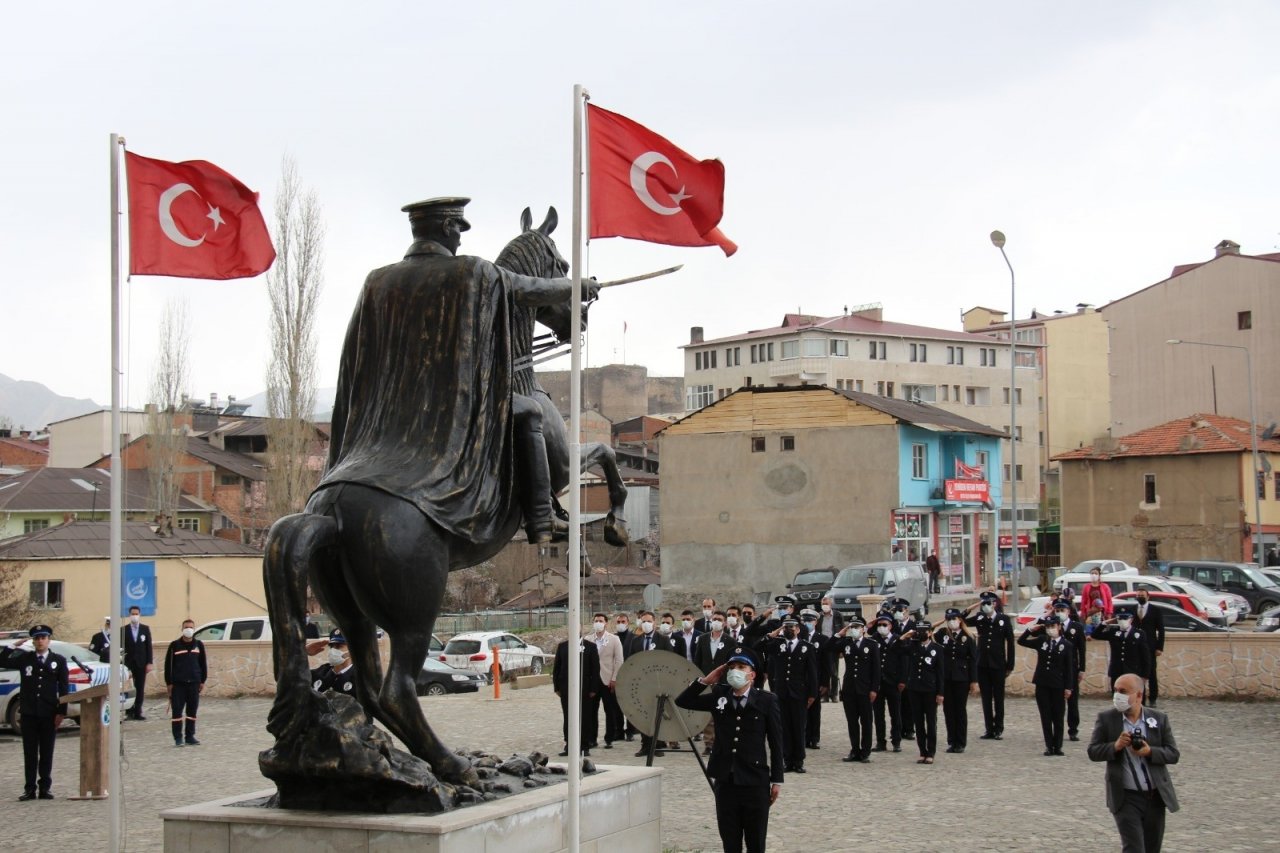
[260,198,603,811]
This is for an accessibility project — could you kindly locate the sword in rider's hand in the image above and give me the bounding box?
[592,264,683,291]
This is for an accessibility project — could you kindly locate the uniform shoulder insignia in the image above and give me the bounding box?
[863,646,870,654]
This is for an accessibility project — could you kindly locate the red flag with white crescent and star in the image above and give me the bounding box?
[587,104,736,257]
[125,151,276,280]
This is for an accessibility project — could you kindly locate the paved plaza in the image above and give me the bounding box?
[3,686,1277,851]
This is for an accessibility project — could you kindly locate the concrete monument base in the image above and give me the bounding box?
[162,764,662,853]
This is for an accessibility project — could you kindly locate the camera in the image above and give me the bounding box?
[1129,731,1146,750]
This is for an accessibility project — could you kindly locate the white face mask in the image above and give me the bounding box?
[130,614,141,625]
[593,621,606,634]
[894,611,907,622]
[640,621,654,634]
[821,604,831,613]
[1055,611,1070,622]
[1112,691,1131,713]
[726,616,738,627]
[702,608,713,619]
[710,619,724,632]
[848,627,862,641]
[1117,618,1133,630]
[328,648,346,666]
[681,619,693,630]
[981,604,995,616]
[658,623,672,636]
[946,619,960,631]
[877,625,891,637]
[181,627,195,639]
[725,668,750,690]
[1046,627,1060,639]
[616,623,629,633]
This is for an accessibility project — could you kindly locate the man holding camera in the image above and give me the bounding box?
[1087,673,1179,852]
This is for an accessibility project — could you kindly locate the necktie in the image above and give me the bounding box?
[737,696,746,710]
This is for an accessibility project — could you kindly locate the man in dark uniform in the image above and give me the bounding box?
[965,591,1016,740]
[1018,614,1077,756]
[310,630,356,695]
[934,608,978,753]
[13,625,68,800]
[1054,598,1088,741]
[887,598,917,740]
[832,616,880,763]
[898,622,946,764]
[761,616,818,772]
[798,608,831,750]
[122,605,153,720]
[553,630,602,756]
[1131,590,1166,706]
[1092,602,1151,691]
[164,618,208,747]
[88,617,112,663]
[871,612,906,752]
[676,647,784,853]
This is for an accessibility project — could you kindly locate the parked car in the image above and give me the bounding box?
[1015,596,1053,626]
[439,631,547,682]
[826,561,930,617]
[416,657,486,695]
[1065,559,1139,576]
[1055,572,1174,599]
[0,637,135,734]
[1254,604,1280,633]
[786,566,838,610]
[1113,600,1229,633]
[1114,591,1222,626]
[1157,577,1247,625]
[1261,568,1280,588]
[194,616,272,642]
[1164,561,1280,614]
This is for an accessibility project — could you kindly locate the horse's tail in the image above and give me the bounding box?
[262,511,337,741]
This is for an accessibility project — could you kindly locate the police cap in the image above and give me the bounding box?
[29,624,53,637]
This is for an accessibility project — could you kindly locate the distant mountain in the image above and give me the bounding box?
[233,387,337,422]
[0,374,100,431]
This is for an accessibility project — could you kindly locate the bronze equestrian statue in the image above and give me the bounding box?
[260,198,601,811]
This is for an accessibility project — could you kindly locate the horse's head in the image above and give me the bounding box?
[495,206,569,280]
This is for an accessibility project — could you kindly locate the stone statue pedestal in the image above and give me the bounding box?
[162,765,661,853]
[858,594,887,621]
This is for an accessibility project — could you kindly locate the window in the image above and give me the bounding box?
[1015,388,1023,405]
[1038,396,1045,412]
[947,346,964,365]
[910,343,927,362]
[23,519,50,534]
[854,379,864,392]
[1145,540,1159,565]
[1238,311,1252,330]
[980,347,997,366]
[903,384,936,402]
[886,381,895,398]
[781,340,800,359]
[1275,472,1280,501]
[1003,464,1023,482]
[953,385,960,400]
[911,444,927,479]
[939,385,949,402]
[751,436,766,453]
[1015,464,1023,481]
[802,339,826,357]
[975,450,989,477]
[781,435,795,451]
[1014,426,1023,441]
[1038,431,1044,447]
[868,341,886,360]
[831,340,848,357]
[710,350,717,369]
[1221,567,1247,590]
[718,388,729,400]
[1003,387,1010,404]
[728,347,740,366]
[1259,471,1268,500]
[685,384,715,410]
[766,343,775,361]
[744,375,752,387]
[875,381,886,396]
[177,517,199,532]
[750,344,758,363]
[29,580,63,609]
[1144,474,1156,504]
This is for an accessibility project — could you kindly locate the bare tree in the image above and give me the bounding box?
[147,299,190,528]
[445,564,500,612]
[265,155,325,525]
[0,562,69,636]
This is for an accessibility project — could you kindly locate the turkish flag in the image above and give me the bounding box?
[588,104,736,256]
[126,152,276,280]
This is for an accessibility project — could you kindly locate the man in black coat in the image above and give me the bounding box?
[761,616,818,772]
[164,619,208,747]
[831,616,880,763]
[1130,591,1166,705]
[1053,598,1088,741]
[1018,614,1077,756]
[798,608,832,749]
[88,617,112,663]
[553,632,602,756]
[898,623,946,763]
[870,612,906,752]
[934,608,978,753]
[11,625,69,800]
[122,605,154,720]
[676,646,784,853]
[965,591,1016,739]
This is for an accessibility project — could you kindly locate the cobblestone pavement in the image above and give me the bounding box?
[3,687,1278,851]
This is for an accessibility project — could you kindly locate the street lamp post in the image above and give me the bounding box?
[1167,339,1263,563]
[990,230,1019,610]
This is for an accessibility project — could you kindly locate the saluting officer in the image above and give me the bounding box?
[934,608,978,753]
[1053,598,1088,741]
[965,591,1016,740]
[899,622,946,764]
[13,625,69,800]
[887,598,917,740]
[762,615,818,773]
[1091,602,1151,690]
[871,612,906,752]
[676,646,784,853]
[799,608,831,750]
[310,629,356,695]
[832,616,880,763]
[1018,614,1077,756]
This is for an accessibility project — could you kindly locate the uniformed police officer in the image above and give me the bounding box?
[1053,598,1088,741]
[887,598,917,740]
[965,591,1016,740]
[676,646,784,853]
[310,629,356,695]
[870,612,906,752]
[1091,602,1150,690]
[934,607,978,753]
[164,618,208,747]
[14,625,69,800]
[798,608,831,750]
[832,616,880,763]
[88,616,112,663]
[1018,614,1077,756]
[899,622,946,764]
[761,616,818,773]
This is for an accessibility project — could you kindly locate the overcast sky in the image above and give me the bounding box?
[3,1,1277,409]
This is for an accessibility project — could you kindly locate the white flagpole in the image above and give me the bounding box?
[108,132,125,853]
[566,82,588,853]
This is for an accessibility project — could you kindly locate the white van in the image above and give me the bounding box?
[1054,572,1174,598]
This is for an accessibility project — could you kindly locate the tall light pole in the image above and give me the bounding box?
[991,230,1019,610]
[1167,339,1263,563]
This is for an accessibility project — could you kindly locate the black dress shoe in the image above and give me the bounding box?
[602,742,613,749]
[842,752,859,762]
[903,733,915,740]
[38,792,53,800]
[559,749,570,757]
[135,715,148,721]
[892,745,902,753]
[856,755,871,764]
[873,743,887,752]
[952,746,965,754]
[980,732,996,740]
[807,742,820,749]
[792,765,806,773]
[1043,749,1054,756]
[1068,734,1079,742]
[1053,748,1065,756]
[19,792,36,802]
[945,746,958,753]
[993,732,1004,740]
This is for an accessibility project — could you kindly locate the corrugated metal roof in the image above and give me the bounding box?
[183,437,267,481]
[0,467,213,513]
[0,520,261,559]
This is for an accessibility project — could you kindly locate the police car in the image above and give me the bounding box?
[0,637,134,734]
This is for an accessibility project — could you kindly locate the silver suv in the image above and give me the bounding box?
[827,561,930,618]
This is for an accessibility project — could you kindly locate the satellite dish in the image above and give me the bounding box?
[642,583,662,611]
[614,653,710,741]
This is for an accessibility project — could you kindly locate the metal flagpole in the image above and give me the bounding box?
[108,132,125,853]
[566,83,589,853]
